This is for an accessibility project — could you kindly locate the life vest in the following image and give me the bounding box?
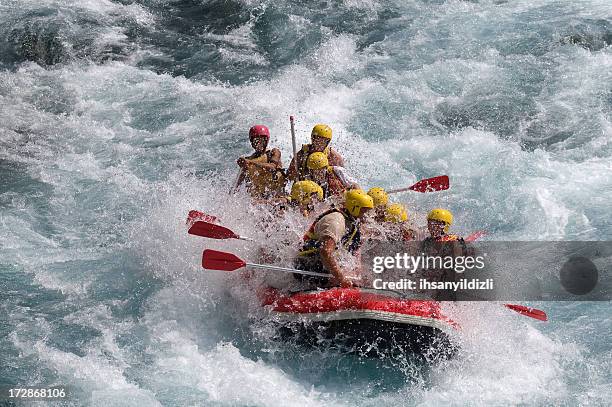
[324,168,346,197]
[298,144,330,180]
[244,150,286,198]
[298,208,361,257]
[303,167,347,199]
[421,234,466,256]
[304,168,333,199]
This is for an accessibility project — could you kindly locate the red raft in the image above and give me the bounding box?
[260,287,459,357]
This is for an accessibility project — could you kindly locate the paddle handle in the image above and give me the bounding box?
[246,262,331,278]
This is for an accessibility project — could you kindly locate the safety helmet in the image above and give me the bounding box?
[427,208,453,232]
[367,187,389,208]
[249,125,270,142]
[306,152,329,170]
[311,124,332,140]
[385,203,408,223]
[344,189,374,217]
[290,180,324,204]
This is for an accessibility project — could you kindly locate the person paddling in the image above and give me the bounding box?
[422,209,465,245]
[384,203,416,241]
[304,152,359,199]
[234,125,286,198]
[265,180,325,217]
[288,180,325,217]
[287,124,344,181]
[420,208,468,300]
[294,189,374,287]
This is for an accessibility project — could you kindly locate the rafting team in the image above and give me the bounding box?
[233,124,466,288]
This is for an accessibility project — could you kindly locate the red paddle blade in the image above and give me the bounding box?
[187,210,217,225]
[504,304,548,321]
[466,230,487,242]
[202,249,246,271]
[409,175,449,193]
[188,221,240,240]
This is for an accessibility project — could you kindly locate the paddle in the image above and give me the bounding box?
[465,230,487,242]
[387,175,449,194]
[462,231,547,321]
[189,221,253,241]
[504,304,548,321]
[186,210,218,225]
[202,249,333,278]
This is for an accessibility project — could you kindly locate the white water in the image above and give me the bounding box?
[1,0,611,405]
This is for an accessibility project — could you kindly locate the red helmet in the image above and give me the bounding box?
[249,125,270,142]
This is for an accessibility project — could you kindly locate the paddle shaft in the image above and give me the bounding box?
[387,187,412,194]
[290,115,299,180]
[246,262,331,278]
[290,116,297,158]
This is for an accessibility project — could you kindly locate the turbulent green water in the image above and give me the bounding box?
[1,0,611,405]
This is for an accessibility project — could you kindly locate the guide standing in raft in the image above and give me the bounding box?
[287,124,345,181]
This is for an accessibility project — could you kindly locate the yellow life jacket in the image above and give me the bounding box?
[244,150,286,198]
[438,234,460,242]
[421,234,466,257]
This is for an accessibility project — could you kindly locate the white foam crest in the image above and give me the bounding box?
[410,302,579,406]
[149,339,335,407]
[0,215,58,250]
[128,169,309,285]
[308,34,363,77]
[343,0,381,15]
[7,0,156,27]
[122,283,344,406]
[37,341,161,406]
[370,126,612,239]
[8,315,160,406]
[204,19,270,66]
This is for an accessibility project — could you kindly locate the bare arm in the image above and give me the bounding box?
[287,151,301,181]
[320,237,353,287]
[232,168,247,193]
[328,148,344,167]
[246,148,282,171]
[332,166,359,190]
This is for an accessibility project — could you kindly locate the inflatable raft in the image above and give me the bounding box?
[260,287,459,357]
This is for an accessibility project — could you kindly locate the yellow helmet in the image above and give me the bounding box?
[344,189,374,217]
[427,208,453,232]
[385,203,408,223]
[311,124,332,140]
[367,187,389,208]
[306,152,329,170]
[290,180,324,204]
